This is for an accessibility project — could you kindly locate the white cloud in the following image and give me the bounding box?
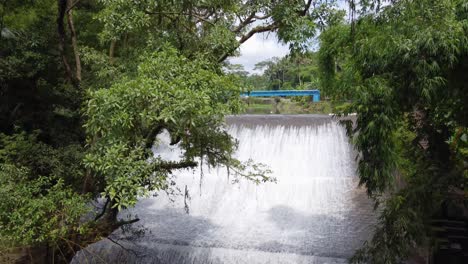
[228,0,351,74]
[228,33,289,74]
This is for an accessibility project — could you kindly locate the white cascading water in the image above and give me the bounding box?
[73,115,376,264]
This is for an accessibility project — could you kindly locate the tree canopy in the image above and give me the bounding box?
[318,0,468,262]
[1,0,466,263]
[227,53,321,91]
[0,0,331,262]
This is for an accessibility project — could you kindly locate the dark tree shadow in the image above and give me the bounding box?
[72,207,219,264]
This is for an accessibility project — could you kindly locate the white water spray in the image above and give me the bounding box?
[74,115,375,264]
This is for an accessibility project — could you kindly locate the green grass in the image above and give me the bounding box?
[241,97,352,115]
[244,103,275,114]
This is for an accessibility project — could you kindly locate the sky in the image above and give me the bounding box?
[229,1,350,75]
[228,33,289,75]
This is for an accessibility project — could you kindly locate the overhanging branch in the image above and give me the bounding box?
[114,218,140,228]
[233,11,257,33]
[94,197,110,221]
[153,160,198,173]
[218,22,278,62]
[301,0,313,16]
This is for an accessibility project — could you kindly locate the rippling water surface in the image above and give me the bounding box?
[73,115,375,264]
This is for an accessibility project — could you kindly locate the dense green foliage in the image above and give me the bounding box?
[0,0,329,262]
[84,46,273,211]
[228,52,322,92]
[0,1,89,258]
[319,0,468,262]
[0,163,88,247]
[3,0,465,262]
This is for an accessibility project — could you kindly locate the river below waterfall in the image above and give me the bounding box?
[73,115,376,264]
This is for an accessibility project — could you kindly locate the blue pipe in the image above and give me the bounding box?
[241,90,321,102]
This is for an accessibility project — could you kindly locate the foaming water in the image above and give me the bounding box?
[73,115,375,263]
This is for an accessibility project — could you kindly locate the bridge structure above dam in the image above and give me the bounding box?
[241,90,321,102]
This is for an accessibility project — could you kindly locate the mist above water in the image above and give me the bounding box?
[73,115,375,264]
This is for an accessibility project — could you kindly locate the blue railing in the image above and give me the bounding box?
[241,90,320,102]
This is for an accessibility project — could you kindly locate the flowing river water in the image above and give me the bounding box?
[73,115,376,263]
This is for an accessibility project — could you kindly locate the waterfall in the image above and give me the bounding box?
[73,115,375,264]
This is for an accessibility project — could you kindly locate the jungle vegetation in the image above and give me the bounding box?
[227,52,321,91]
[318,0,468,262]
[0,0,467,263]
[0,0,330,262]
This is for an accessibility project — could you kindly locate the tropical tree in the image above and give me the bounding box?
[0,0,335,262]
[252,52,320,90]
[319,0,468,262]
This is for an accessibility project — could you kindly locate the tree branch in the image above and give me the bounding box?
[144,125,164,150]
[254,14,271,20]
[65,0,79,13]
[218,22,278,62]
[233,11,257,33]
[94,197,110,221]
[239,23,279,44]
[169,135,181,145]
[217,1,314,62]
[153,160,198,172]
[301,0,313,16]
[114,218,140,228]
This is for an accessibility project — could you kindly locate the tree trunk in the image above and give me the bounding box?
[109,39,116,64]
[57,0,73,82]
[66,0,81,83]
[123,33,128,50]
